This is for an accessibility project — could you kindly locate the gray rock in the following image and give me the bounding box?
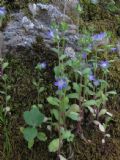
[2,3,78,55]
[22,16,35,30]
[2,3,111,56]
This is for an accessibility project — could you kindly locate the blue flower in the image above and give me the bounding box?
[82,52,87,59]
[111,47,117,52]
[47,30,54,39]
[54,78,67,90]
[0,7,6,17]
[99,60,109,69]
[93,79,100,86]
[38,62,46,69]
[89,73,95,81]
[92,32,106,41]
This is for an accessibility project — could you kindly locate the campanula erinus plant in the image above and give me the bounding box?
[21,62,47,149]
[21,1,117,159]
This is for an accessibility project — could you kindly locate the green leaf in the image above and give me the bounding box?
[47,97,60,106]
[73,83,81,93]
[93,121,105,132]
[106,111,113,117]
[76,4,83,12]
[28,139,34,149]
[37,132,47,141]
[23,127,37,142]
[85,87,94,95]
[67,112,80,121]
[99,123,105,132]
[2,62,9,70]
[60,21,68,31]
[67,93,79,99]
[20,127,24,133]
[2,74,8,81]
[83,100,96,107]
[101,93,108,102]
[38,87,44,93]
[51,109,59,120]
[54,65,64,77]
[59,155,67,160]
[69,104,80,112]
[61,129,74,142]
[98,109,107,117]
[60,54,67,60]
[107,91,117,95]
[23,107,44,127]
[0,91,5,95]
[61,96,69,107]
[96,99,103,107]
[51,48,60,55]
[31,104,38,108]
[38,104,43,109]
[48,138,59,152]
[87,106,94,114]
[6,85,11,90]
[67,104,80,115]
[32,79,38,87]
[6,95,11,102]
[82,68,91,75]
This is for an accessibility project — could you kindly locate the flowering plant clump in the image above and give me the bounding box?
[46,22,116,158]
[99,60,109,69]
[21,2,117,159]
[92,32,107,41]
[21,62,47,149]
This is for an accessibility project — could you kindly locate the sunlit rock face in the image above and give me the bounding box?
[2,3,78,55]
[2,2,111,56]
